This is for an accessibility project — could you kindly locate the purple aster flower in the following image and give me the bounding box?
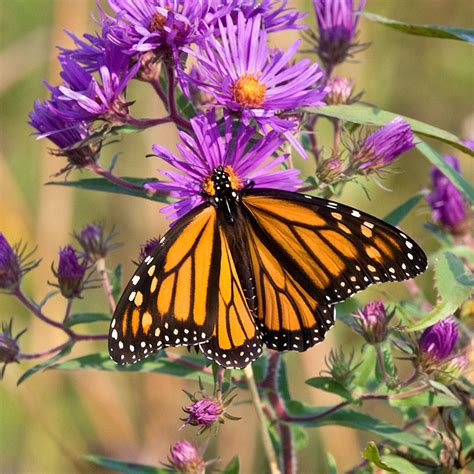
[235,0,307,32]
[145,111,303,220]
[418,317,458,364]
[313,0,366,69]
[53,246,87,299]
[354,300,391,344]
[188,13,327,157]
[183,397,224,428]
[29,91,97,169]
[427,155,468,233]
[351,117,415,173]
[54,53,139,123]
[168,440,205,474]
[0,233,22,291]
[59,30,110,74]
[101,0,228,58]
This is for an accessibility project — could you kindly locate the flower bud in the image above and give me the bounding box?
[418,317,458,367]
[318,157,346,182]
[168,440,205,474]
[0,233,21,291]
[355,300,390,344]
[75,222,118,261]
[0,320,24,378]
[324,348,357,386]
[183,397,224,430]
[325,76,354,105]
[351,118,415,174]
[313,0,366,68]
[427,155,469,236]
[54,246,87,298]
[436,354,468,384]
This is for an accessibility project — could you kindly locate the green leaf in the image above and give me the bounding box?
[326,453,337,474]
[111,264,122,303]
[17,342,73,385]
[362,12,474,43]
[416,140,474,204]
[50,351,213,384]
[389,390,460,409]
[362,442,397,473]
[46,177,173,203]
[286,403,437,462]
[310,105,473,156]
[383,193,425,226]
[380,455,425,474]
[220,456,239,474]
[64,312,110,327]
[306,376,353,401]
[85,455,172,474]
[291,425,309,451]
[353,345,377,388]
[407,252,471,331]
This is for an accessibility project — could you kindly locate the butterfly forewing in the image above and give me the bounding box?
[242,189,427,307]
[199,227,263,369]
[109,204,221,364]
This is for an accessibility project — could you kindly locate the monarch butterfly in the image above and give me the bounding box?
[109,165,427,369]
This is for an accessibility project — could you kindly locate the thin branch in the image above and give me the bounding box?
[150,77,168,104]
[244,364,281,474]
[13,287,74,337]
[86,163,143,191]
[18,341,70,360]
[72,333,108,341]
[123,115,172,128]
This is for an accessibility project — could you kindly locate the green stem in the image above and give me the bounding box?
[244,365,281,474]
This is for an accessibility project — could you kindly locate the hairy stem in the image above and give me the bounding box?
[375,342,390,385]
[165,61,192,131]
[96,258,116,313]
[244,365,281,474]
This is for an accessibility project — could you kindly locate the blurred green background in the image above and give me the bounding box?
[0,1,472,472]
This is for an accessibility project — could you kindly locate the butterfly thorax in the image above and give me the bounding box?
[203,166,242,223]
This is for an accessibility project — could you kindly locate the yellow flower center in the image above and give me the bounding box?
[149,11,168,32]
[231,74,266,108]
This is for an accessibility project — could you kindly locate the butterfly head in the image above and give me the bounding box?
[202,166,243,222]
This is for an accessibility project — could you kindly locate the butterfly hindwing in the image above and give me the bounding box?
[244,216,335,351]
[242,189,427,307]
[109,204,221,364]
